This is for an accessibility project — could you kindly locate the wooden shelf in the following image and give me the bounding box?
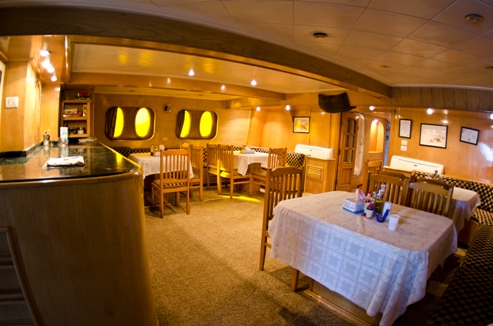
[60,99,91,138]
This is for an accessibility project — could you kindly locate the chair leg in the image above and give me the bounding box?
[291,268,300,292]
[259,239,267,271]
[185,189,190,214]
[160,192,164,219]
[229,178,234,198]
[217,174,222,194]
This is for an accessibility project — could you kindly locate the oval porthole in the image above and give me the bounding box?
[113,107,124,138]
[200,111,213,138]
[135,108,151,137]
[180,110,191,138]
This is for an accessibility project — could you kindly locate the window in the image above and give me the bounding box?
[176,109,218,139]
[105,106,155,140]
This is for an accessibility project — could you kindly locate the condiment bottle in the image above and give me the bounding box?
[150,144,155,156]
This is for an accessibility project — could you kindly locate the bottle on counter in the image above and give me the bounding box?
[374,185,385,215]
[150,144,155,156]
[43,131,50,146]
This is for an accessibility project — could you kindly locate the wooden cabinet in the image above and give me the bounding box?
[304,158,336,194]
[60,100,91,138]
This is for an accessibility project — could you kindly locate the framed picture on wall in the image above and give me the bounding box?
[293,116,310,133]
[460,127,479,145]
[419,123,448,149]
[399,119,412,138]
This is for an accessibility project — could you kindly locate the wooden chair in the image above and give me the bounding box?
[407,178,454,217]
[365,159,382,193]
[216,144,252,198]
[151,149,191,217]
[368,172,410,205]
[182,143,204,201]
[206,143,218,189]
[251,147,287,187]
[259,167,304,290]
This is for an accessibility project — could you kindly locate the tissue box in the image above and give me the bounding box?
[343,198,364,213]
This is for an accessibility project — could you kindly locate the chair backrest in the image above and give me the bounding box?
[158,149,191,185]
[264,167,304,225]
[217,144,235,173]
[185,144,204,178]
[267,147,287,170]
[368,172,410,205]
[206,143,218,170]
[408,178,454,217]
[366,159,382,192]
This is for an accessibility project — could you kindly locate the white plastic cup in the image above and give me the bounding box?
[388,214,400,231]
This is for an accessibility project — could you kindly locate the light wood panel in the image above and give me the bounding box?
[388,108,493,183]
[0,171,157,326]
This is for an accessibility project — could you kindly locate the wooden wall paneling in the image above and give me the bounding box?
[388,108,493,183]
[2,62,28,151]
[247,109,268,146]
[40,84,61,141]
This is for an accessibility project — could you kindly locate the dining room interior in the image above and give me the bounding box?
[1,1,493,325]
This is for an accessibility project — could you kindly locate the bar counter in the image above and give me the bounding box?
[0,142,157,326]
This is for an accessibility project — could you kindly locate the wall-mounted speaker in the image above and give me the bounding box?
[318,92,356,113]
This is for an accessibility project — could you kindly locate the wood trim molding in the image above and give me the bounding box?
[0,5,391,98]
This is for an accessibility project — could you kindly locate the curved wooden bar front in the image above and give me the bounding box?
[0,144,157,325]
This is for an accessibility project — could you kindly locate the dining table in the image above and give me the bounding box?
[128,152,192,179]
[450,187,481,233]
[269,191,457,326]
[233,151,269,175]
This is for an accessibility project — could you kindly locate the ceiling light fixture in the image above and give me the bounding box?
[313,32,329,38]
[427,108,434,115]
[369,106,375,111]
[256,106,261,111]
[50,75,57,82]
[251,79,257,86]
[490,113,493,120]
[221,85,225,91]
[39,49,50,57]
[285,104,291,111]
[188,68,194,76]
[47,66,55,73]
[465,14,483,23]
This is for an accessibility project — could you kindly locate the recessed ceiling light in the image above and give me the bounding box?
[188,68,194,76]
[313,32,329,38]
[490,113,493,120]
[285,104,290,111]
[39,49,50,57]
[427,108,434,115]
[251,79,257,86]
[369,106,375,111]
[256,106,261,111]
[465,14,483,23]
[50,75,57,82]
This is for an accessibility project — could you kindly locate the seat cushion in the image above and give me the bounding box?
[425,267,493,325]
[152,180,187,188]
[471,208,493,226]
[461,225,493,274]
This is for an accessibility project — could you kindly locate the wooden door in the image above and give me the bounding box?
[336,113,359,191]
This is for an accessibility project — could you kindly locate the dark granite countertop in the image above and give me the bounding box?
[0,142,140,183]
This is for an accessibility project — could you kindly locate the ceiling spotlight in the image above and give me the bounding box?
[256,106,261,111]
[465,14,483,23]
[221,85,226,91]
[188,68,195,76]
[285,104,291,111]
[369,106,375,111]
[490,113,493,120]
[427,108,434,115]
[50,75,57,82]
[251,79,257,86]
[47,66,55,73]
[39,49,50,57]
[313,32,329,38]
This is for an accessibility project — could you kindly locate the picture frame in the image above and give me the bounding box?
[293,116,310,133]
[460,127,479,145]
[419,123,448,149]
[399,119,412,138]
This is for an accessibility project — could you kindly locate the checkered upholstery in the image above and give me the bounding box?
[111,147,133,157]
[461,225,493,273]
[425,267,493,326]
[411,171,493,226]
[426,225,493,325]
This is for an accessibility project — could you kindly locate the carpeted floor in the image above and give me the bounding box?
[144,188,463,326]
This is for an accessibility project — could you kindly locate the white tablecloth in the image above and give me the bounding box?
[233,152,269,175]
[128,153,192,178]
[269,191,457,326]
[450,187,481,232]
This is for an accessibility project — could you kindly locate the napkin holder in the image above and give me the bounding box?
[343,198,364,213]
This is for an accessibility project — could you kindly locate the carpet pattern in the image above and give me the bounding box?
[144,189,463,325]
